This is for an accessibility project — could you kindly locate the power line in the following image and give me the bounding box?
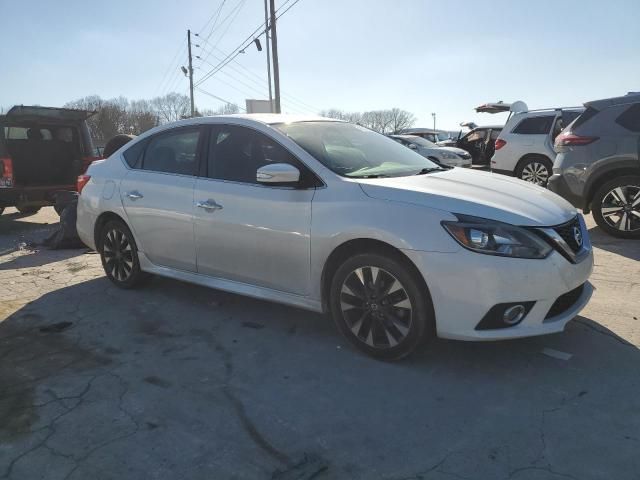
[198,0,246,66]
[196,40,320,113]
[195,86,246,111]
[156,43,186,96]
[194,0,304,88]
[198,0,226,39]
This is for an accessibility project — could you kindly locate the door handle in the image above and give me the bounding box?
[196,199,223,211]
[126,191,144,200]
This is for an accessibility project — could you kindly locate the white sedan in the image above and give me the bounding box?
[76,114,593,359]
[389,134,472,168]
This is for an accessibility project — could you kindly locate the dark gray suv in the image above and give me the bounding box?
[549,93,640,239]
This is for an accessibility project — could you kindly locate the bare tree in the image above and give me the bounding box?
[388,108,416,134]
[128,99,159,134]
[196,103,240,116]
[151,92,190,123]
[319,108,415,134]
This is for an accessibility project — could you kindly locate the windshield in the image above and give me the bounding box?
[435,132,451,142]
[274,121,440,178]
[406,136,437,148]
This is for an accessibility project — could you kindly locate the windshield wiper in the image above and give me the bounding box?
[414,167,444,175]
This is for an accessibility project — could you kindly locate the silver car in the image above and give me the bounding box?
[389,134,472,168]
[77,114,593,360]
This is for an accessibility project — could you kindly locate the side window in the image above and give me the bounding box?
[123,139,148,168]
[466,130,486,143]
[615,103,640,132]
[208,125,310,185]
[142,128,200,175]
[512,116,555,134]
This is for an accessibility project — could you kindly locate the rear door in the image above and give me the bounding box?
[120,126,204,272]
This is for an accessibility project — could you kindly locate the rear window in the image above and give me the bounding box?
[4,126,53,140]
[615,103,640,132]
[571,107,599,130]
[3,125,75,142]
[512,116,555,134]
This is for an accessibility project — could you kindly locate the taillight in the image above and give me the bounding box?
[77,174,91,193]
[0,157,14,187]
[81,156,102,172]
[555,132,599,147]
[494,139,507,150]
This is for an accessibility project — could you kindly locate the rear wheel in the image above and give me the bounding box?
[16,206,41,215]
[98,220,150,288]
[592,175,640,239]
[516,156,553,186]
[329,252,434,360]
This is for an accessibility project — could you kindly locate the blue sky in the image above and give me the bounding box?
[1,0,638,130]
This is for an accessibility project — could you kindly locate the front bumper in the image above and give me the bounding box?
[402,244,594,341]
[547,173,586,211]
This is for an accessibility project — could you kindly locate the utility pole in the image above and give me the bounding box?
[264,0,273,112]
[431,112,436,131]
[269,0,281,113]
[187,29,195,117]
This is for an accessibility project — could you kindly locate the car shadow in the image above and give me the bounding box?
[588,224,640,261]
[0,247,89,270]
[1,274,639,478]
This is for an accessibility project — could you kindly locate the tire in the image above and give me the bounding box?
[329,252,435,360]
[515,155,553,186]
[98,220,150,288]
[592,175,640,239]
[16,206,41,215]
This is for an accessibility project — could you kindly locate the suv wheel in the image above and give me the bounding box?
[592,175,640,239]
[516,156,553,186]
[98,220,150,288]
[329,252,434,360]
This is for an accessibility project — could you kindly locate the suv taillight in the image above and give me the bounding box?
[77,174,91,194]
[0,157,14,187]
[495,139,507,150]
[555,132,599,147]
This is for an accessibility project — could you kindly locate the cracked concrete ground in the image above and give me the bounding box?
[1,206,639,480]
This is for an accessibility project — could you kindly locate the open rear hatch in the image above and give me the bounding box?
[7,105,96,123]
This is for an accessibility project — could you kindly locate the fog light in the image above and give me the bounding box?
[503,305,526,325]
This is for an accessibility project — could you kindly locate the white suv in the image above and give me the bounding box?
[490,104,583,185]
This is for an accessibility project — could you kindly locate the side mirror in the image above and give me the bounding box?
[408,143,418,150]
[256,163,300,185]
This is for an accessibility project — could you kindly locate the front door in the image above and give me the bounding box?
[120,126,203,272]
[193,125,315,295]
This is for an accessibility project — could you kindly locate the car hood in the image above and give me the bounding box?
[357,168,576,226]
[437,146,469,156]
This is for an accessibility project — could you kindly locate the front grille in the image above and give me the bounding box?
[553,216,582,253]
[545,283,585,319]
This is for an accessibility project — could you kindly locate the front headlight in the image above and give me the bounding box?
[442,215,552,259]
[439,151,459,160]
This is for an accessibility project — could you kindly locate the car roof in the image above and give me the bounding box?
[212,113,336,125]
[390,134,423,141]
[471,125,503,130]
[586,92,640,110]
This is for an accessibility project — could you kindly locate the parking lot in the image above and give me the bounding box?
[1,207,639,480]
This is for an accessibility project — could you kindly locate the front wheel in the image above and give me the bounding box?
[592,175,640,239]
[98,220,150,288]
[329,252,435,360]
[516,156,553,186]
